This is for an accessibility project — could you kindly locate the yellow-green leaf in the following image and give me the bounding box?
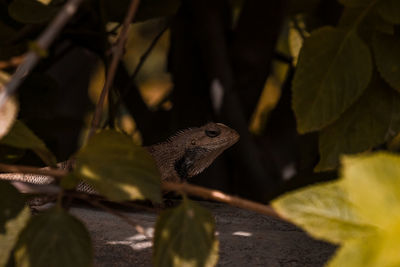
[74,130,161,202]
[14,207,92,267]
[328,224,400,267]
[153,198,219,267]
[341,152,400,227]
[0,181,30,266]
[373,32,400,91]
[0,120,57,166]
[272,181,375,244]
[327,234,378,267]
[292,26,372,133]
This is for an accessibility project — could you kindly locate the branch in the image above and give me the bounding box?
[88,0,141,138]
[162,182,282,220]
[0,0,85,108]
[0,163,67,177]
[0,162,284,220]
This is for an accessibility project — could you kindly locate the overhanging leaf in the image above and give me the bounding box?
[153,198,219,267]
[373,32,400,91]
[315,77,400,171]
[0,181,30,266]
[0,120,57,166]
[292,26,372,133]
[272,181,375,244]
[8,0,61,24]
[74,130,161,202]
[14,207,92,267]
[341,152,400,227]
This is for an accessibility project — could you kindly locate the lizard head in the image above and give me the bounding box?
[171,122,239,180]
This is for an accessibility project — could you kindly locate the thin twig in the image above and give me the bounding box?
[107,22,170,127]
[0,163,67,177]
[122,21,170,96]
[162,182,283,220]
[88,0,141,138]
[0,0,85,108]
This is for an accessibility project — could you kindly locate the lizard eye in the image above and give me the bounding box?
[205,129,221,138]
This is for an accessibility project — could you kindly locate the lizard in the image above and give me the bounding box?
[0,122,239,196]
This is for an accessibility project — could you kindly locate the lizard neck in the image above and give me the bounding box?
[145,142,184,182]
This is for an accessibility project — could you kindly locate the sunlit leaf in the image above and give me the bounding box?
[14,207,92,267]
[292,26,372,133]
[316,78,400,171]
[373,32,400,91]
[74,130,161,202]
[272,181,375,244]
[327,234,378,267]
[0,120,57,166]
[328,225,400,267]
[0,181,30,266]
[341,152,400,227]
[153,198,219,267]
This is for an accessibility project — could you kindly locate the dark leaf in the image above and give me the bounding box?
[14,207,92,267]
[153,198,218,267]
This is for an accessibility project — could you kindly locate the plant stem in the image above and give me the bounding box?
[88,0,141,139]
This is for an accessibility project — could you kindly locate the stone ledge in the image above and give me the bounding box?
[71,201,335,267]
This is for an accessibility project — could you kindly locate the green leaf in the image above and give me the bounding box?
[292,26,372,133]
[0,120,57,166]
[8,0,60,24]
[74,130,161,202]
[153,198,218,267]
[341,152,400,227]
[0,181,30,266]
[316,77,400,171]
[14,207,92,267]
[272,181,375,244]
[377,0,400,24]
[373,32,400,91]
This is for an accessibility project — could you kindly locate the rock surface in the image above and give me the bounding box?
[71,201,336,267]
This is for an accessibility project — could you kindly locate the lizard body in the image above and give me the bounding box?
[0,122,239,194]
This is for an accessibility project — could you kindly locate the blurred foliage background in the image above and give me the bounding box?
[1,0,399,202]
